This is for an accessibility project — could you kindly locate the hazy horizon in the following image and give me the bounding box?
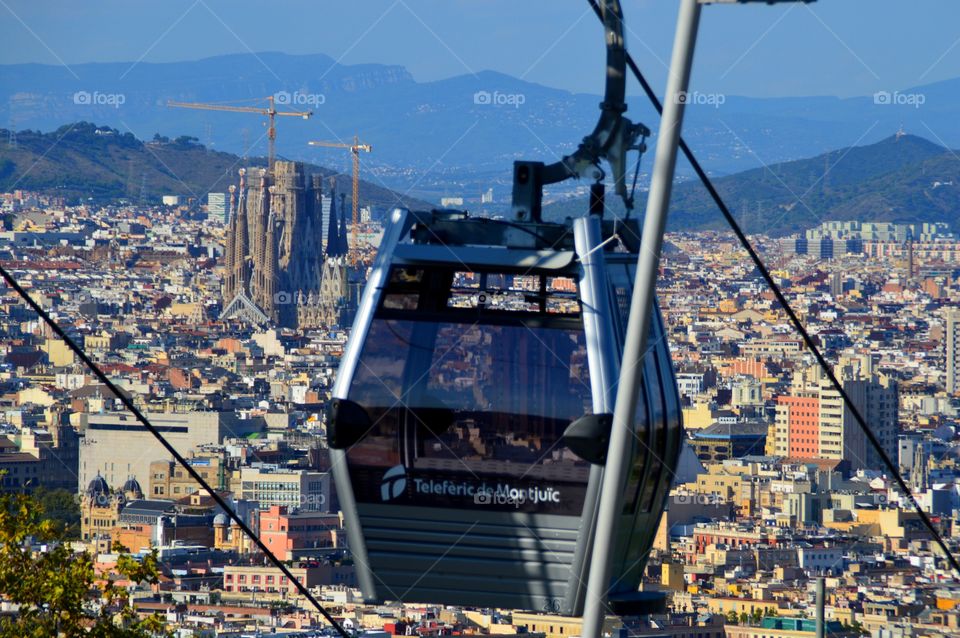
[2,1,959,99]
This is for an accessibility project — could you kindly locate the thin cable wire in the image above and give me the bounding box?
[0,264,352,638]
[585,0,960,577]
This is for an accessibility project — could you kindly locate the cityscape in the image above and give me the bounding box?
[2,1,960,638]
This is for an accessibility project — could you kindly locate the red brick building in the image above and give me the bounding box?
[259,505,341,560]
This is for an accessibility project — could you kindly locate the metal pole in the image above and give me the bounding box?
[815,577,825,638]
[579,1,701,636]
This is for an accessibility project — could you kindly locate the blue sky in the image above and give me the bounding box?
[1,0,959,98]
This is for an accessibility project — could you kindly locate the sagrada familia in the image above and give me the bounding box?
[221,161,357,329]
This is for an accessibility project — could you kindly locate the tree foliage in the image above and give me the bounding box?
[0,488,169,637]
[33,488,82,539]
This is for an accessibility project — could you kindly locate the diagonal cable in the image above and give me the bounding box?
[0,265,351,638]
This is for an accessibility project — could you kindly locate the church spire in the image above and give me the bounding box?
[234,169,249,294]
[338,192,349,257]
[263,186,279,321]
[325,184,342,259]
[224,184,237,295]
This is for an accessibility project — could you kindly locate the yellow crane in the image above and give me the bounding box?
[307,136,373,258]
[167,96,312,171]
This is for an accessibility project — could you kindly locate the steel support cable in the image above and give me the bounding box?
[0,264,352,638]
[584,0,960,578]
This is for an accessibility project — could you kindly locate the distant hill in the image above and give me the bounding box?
[545,134,960,236]
[0,122,433,210]
[666,134,960,235]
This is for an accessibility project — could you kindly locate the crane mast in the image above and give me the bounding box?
[308,135,373,262]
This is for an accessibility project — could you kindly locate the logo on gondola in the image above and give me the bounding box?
[380,465,408,501]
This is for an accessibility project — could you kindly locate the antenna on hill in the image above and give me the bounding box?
[139,173,148,205]
[896,124,906,141]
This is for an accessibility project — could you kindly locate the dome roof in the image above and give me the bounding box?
[86,473,109,496]
[213,513,228,526]
[121,476,142,495]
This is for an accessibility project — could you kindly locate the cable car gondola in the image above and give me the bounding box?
[327,0,682,616]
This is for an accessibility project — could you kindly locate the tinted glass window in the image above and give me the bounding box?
[607,259,666,513]
[343,268,592,515]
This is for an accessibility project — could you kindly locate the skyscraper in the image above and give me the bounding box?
[773,356,898,471]
[947,309,960,395]
[207,192,227,224]
[320,192,332,250]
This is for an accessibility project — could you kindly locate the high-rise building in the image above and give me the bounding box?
[830,271,844,298]
[947,309,960,395]
[320,192,332,250]
[773,356,898,471]
[207,192,227,223]
[774,394,820,458]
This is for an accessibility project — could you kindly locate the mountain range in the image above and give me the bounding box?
[667,134,960,235]
[2,52,960,190]
[3,121,956,237]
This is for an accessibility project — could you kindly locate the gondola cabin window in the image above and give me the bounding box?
[343,266,591,514]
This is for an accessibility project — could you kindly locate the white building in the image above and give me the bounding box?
[798,545,843,574]
[207,192,227,223]
[79,411,260,493]
[236,466,331,512]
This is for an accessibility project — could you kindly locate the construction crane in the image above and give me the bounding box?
[167,96,312,172]
[308,136,372,259]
